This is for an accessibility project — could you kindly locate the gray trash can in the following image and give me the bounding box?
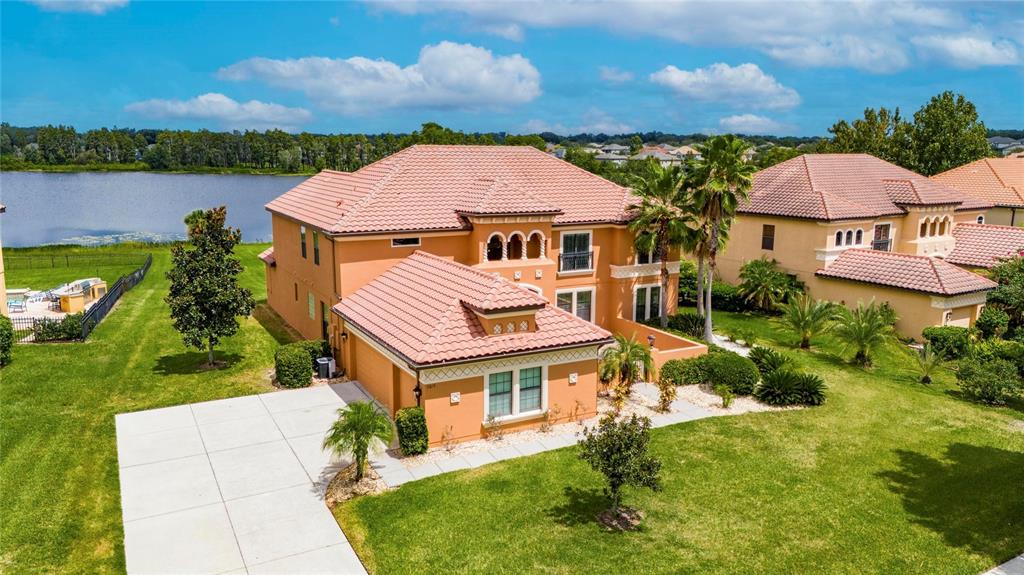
[316,357,332,379]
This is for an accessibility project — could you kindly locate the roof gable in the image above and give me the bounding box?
[932,158,1024,208]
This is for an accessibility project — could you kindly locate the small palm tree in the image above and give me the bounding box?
[600,334,655,409]
[780,294,836,349]
[914,344,942,384]
[832,300,896,367]
[322,401,394,481]
[628,160,691,328]
[738,256,796,311]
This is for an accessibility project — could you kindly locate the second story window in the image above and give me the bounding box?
[486,234,505,261]
[391,237,421,247]
[313,231,320,265]
[637,249,661,264]
[761,224,775,250]
[300,225,307,259]
[872,224,892,252]
[560,231,592,272]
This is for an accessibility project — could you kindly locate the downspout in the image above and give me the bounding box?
[1012,209,1017,227]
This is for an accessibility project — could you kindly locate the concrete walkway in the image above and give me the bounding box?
[985,554,1024,575]
[116,383,372,574]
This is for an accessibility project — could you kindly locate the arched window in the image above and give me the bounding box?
[486,234,505,261]
[508,233,524,260]
[835,231,843,246]
[929,219,938,237]
[920,220,928,238]
[939,217,948,236]
[845,230,853,245]
[855,229,863,244]
[526,232,544,259]
[977,215,985,224]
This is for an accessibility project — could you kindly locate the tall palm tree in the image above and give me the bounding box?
[599,333,655,407]
[628,160,691,328]
[832,300,896,366]
[689,135,757,341]
[322,401,394,481]
[780,294,835,349]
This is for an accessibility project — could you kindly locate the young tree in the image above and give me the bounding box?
[577,414,661,517]
[600,333,655,409]
[628,160,691,327]
[911,91,992,176]
[165,207,256,366]
[322,401,394,481]
[832,300,896,366]
[914,344,942,385]
[689,135,757,341]
[780,295,835,349]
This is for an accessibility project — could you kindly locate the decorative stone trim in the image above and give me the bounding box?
[419,345,600,385]
[609,261,681,279]
[930,291,989,310]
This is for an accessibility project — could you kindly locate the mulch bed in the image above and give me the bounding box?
[597,506,644,531]
[324,463,388,509]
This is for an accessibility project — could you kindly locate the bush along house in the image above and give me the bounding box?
[260,145,706,444]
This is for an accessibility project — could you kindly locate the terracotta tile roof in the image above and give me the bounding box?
[334,251,612,366]
[257,247,275,266]
[266,145,631,234]
[815,248,996,296]
[947,223,1024,268]
[455,178,562,216]
[742,154,991,221]
[931,158,1024,208]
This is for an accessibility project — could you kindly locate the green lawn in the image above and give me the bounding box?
[4,244,150,290]
[0,243,291,574]
[336,310,1024,575]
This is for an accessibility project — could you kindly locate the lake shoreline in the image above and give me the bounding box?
[0,162,316,177]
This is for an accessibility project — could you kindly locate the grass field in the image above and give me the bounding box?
[0,242,291,574]
[5,245,151,290]
[335,310,1024,575]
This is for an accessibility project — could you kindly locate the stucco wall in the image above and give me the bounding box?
[970,207,1021,227]
[266,215,337,342]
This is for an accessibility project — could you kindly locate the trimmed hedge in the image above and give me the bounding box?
[677,350,759,395]
[0,315,12,366]
[922,326,971,359]
[275,343,313,388]
[295,339,329,367]
[395,407,429,455]
[755,370,827,406]
[659,359,688,386]
[32,312,87,342]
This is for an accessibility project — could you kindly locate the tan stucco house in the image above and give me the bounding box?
[718,154,1001,337]
[261,145,705,444]
[932,157,1024,226]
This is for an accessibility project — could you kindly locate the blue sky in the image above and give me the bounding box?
[2,0,1022,136]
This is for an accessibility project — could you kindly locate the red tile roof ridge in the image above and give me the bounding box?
[331,156,407,231]
[959,222,1022,231]
[410,250,547,310]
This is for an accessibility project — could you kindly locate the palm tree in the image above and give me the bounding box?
[628,160,691,328]
[689,135,757,341]
[780,294,835,349]
[914,344,942,384]
[832,300,896,366]
[599,333,655,408]
[322,401,394,481]
[738,256,795,311]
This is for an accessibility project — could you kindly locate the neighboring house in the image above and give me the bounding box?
[988,136,1024,156]
[600,143,629,154]
[931,157,1024,226]
[717,154,996,337]
[673,145,702,160]
[630,147,682,166]
[947,223,1024,270]
[0,204,6,317]
[261,145,705,444]
[594,153,627,165]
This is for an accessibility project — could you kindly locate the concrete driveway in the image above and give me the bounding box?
[116,383,372,574]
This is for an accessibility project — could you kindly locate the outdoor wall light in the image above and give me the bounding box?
[647,334,656,348]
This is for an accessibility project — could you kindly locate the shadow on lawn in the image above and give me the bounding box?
[253,302,302,345]
[878,443,1024,564]
[152,351,244,375]
[546,486,609,527]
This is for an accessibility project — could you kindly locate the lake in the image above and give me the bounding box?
[0,171,309,247]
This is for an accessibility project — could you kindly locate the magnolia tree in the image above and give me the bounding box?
[577,414,661,528]
[165,206,255,366]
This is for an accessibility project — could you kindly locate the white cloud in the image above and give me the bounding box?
[650,63,800,110]
[125,93,312,131]
[521,108,633,135]
[328,16,340,27]
[481,23,524,41]
[218,41,541,114]
[377,1,1021,73]
[598,66,634,84]
[911,34,1020,68]
[28,0,127,14]
[718,114,792,135]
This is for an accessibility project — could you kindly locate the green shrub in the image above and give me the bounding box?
[713,383,734,408]
[756,370,827,406]
[679,355,711,386]
[666,312,705,340]
[704,351,760,395]
[748,345,793,377]
[922,326,971,359]
[678,272,753,313]
[295,339,329,367]
[957,357,1022,405]
[976,307,1010,339]
[32,313,87,342]
[394,407,429,455]
[275,343,312,388]
[0,315,13,366]
[658,359,688,386]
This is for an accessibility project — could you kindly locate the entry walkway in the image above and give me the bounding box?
[986,554,1024,575]
[116,383,371,574]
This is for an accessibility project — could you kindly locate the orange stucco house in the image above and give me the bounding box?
[260,145,705,444]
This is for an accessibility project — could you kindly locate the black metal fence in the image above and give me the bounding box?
[5,252,150,270]
[9,254,153,343]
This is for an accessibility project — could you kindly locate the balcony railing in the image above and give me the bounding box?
[559,251,594,272]
[871,239,892,252]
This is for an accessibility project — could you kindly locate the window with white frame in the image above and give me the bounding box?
[634,284,661,322]
[977,215,985,224]
[555,288,594,322]
[486,366,545,420]
[637,248,661,265]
